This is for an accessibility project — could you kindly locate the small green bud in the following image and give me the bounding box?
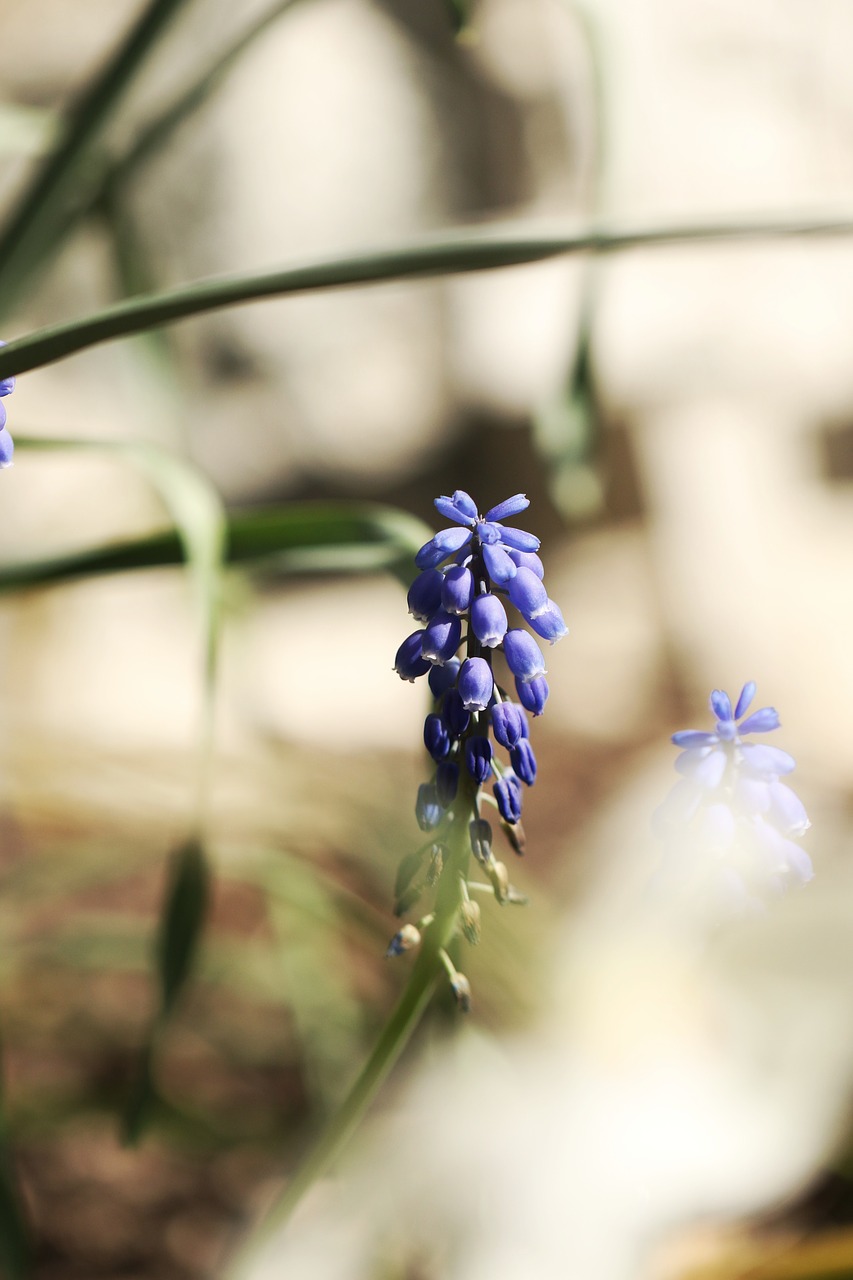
[460,899,481,946]
[427,843,446,885]
[451,972,472,1013]
[501,818,526,857]
[489,860,510,904]
[386,923,421,957]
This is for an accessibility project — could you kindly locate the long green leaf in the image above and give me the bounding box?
[108,0,306,190]
[0,487,431,596]
[3,215,853,377]
[0,0,192,308]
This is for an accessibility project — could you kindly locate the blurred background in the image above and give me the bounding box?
[2,0,853,1276]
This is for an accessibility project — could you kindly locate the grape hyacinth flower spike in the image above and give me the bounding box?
[390,490,568,1006]
[0,341,15,469]
[653,681,812,916]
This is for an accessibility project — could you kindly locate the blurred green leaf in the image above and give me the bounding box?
[0,1164,30,1280]
[533,313,605,521]
[124,838,210,1146]
[107,0,306,192]
[157,838,210,1016]
[443,0,471,35]
[0,487,431,595]
[0,1036,30,1280]
[0,0,193,311]
[4,216,853,378]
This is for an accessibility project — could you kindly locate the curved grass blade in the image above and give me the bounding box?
[0,1037,30,1280]
[0,476,431,595]
[0,0,192,309]
[123,837,210,1145]
[108,0,306,191]
[4,216,853,378]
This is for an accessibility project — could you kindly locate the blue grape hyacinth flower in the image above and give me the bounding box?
[0,342,15,469]
[654,681,812,915]
[389,490,568,992]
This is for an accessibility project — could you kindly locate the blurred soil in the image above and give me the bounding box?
[0,727,629,1279]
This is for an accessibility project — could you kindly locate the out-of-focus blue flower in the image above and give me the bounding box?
[0,342,15,470]
[673,682,792,788]
[654,682,812,914]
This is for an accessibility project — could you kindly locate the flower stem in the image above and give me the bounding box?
[229,771,478,1273]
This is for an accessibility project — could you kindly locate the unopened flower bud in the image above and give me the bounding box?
[503,629,546,683]
[528,600,568,644]
[451,972,472,1012]
[465,736,493,784]
[510,740,537,786]
[427,843,446,885]
[394,631,429,682]
[460,899,481,945]
[501,817,526,857]
[424,713,450,762]
[469,817,493,865]
[508,566,548,617]
[458,657,494,711]
[416,783,443,831]
[421,610,462,666]
[436,761,459,806]
[489,860,510,903]
[443,689,471,737]
[494,775,522,822]
[415,526,473,569]
[491,701,526,748]
[470,593,508,648]
[429,657,460,699]
[508,548,544,579]
[441,564,475,614]
[407,568,444,621]
[386,923,421,956]
[516,675,549,716]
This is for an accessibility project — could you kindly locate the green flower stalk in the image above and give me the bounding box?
[234,490,566,1261]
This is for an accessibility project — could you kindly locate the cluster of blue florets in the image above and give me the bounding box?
[394,490,566,839]
[653,681,812,913]
[0,345,14,469]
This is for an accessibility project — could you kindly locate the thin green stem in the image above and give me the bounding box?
[230,770,478,1273]
[4,213,853,376]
